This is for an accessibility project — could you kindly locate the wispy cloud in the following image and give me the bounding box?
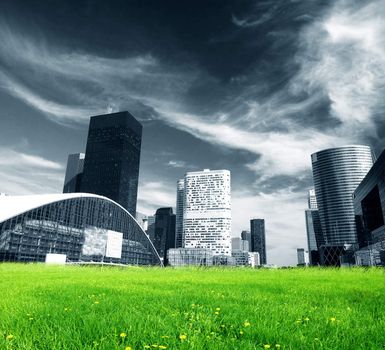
[0,148,64,195]
[167,160,187,168]
[137,181,176,215]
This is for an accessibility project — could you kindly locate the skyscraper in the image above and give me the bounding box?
[151,207,176,264]
[63,153,85,193]
[183,169,231,256]
[80,111,142,216]
[175,179,185,248]
[250,219,266,264]
[311,145,373,265]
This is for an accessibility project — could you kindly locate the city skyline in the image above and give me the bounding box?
[1,1,385,265]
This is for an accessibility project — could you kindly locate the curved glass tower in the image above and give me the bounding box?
[311,146,374,247]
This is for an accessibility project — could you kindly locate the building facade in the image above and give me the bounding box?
[308,188,318,210]
[151,207,176,264]
[250,219,266,264]
[80,111,142,216]
[167,248,213,267]
[183,169,231,256]
[63,153,85,193]
[175,179,184,248]
[0,194,161,266]
[311,145,373,265]
[231,237,249,252]
[353,149,385,266]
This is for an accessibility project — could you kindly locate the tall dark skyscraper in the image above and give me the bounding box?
[80,111,142,216]
[151,207,176,264]
[63,153,85,193]
[250,219,266,265]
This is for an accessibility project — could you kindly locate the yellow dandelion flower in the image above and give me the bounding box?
[151,345,158,348]
[29,317,34,321]
[159,346,167,349]
[214,311,219,315]
[6,334,14,341]
[215,307,220,311]
[275,345,281,348]
[94,301,100,304]
[179,334,187,341]
[264,345,271,349]
[144,346,150,349]
[160,335,169,339]
[295,320,301,324]
[304,317,310,321]
[120,332,127,338]
[125,347,132,350]
[330,317,336,322]
[244,321,251,327]
[239,330,244,335]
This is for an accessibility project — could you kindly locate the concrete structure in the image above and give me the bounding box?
[80,111,142,216]
[63,153,85,193]
[175,179,184,248]
[0,193,161,266]
[135,212,148,231]
[311,145,373,265]
[250,219,266,264]
[183,169,231,256]
[353,149,385,266]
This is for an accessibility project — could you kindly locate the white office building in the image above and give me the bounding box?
[183,169,231,256]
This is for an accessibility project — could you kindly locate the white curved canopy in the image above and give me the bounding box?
[0,193,129,223]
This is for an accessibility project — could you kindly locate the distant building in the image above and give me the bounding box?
[311,145,373,265]
[80,111,142,216]
[248,252,260,267]
[297,248,306,266]
[241,231,251,252]
[353,150,385,266]
[231,250,249,266]
[183,169,231,256]
[175,179,185,248]
[135,212,148,231]
[146,215,155,238]
[305,209,324,265]
[231,237,249,252]
[151,207,176,264]
[168,248,213,267]
[63,153,85,193]
[250,219,266,264]
[307,188,318,210]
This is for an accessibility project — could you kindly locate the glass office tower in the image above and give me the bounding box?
[80,111,142,217]
[250,219,266,265]
[311,146,373,264]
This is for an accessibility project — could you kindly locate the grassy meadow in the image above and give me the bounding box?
[0,264,384,350]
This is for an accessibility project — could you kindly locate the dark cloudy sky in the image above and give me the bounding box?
[1,0,385,265]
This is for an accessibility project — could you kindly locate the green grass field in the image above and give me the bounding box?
[0,264,384,350]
